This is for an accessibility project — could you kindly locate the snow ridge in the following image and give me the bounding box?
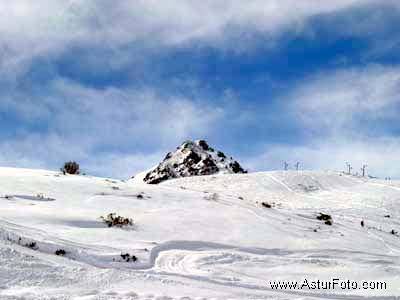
[143,140,246,184]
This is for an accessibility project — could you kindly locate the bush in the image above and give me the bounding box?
[316,213,331,221]
[120,253,137,262]
[55,249,66,256]
[204,193,218,201]
[26,241,37,249]
[316,213,333,225]
[261,202,272,208]
[62,161,80,175]
[101,213,133,228]
[217,151,226,158]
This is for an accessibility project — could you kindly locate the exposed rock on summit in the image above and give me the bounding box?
[143,140,247,184]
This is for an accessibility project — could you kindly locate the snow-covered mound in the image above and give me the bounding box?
[143,140,246,184]
[1,167,400,299]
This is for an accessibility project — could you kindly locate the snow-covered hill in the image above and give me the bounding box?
[0,167,400,299]
[142,140,246,184]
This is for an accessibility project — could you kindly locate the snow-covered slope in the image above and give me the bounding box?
[142,140,246,184]
[0,167,400,299]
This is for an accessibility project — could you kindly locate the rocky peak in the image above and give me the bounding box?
[143,140,247,184]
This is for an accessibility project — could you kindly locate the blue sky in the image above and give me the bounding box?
[1,0,400,178]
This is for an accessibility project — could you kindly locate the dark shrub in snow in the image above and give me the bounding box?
[197,140,210,151]
[316,213,333,225]
[316,213,331,221]
[62,161,80,175]
[101,213,133,228]
[229,161,246,174]
[261,202,272,208]
[26,241,37,249]
[55,249,66,256]
[217,151,226,158]
[120,253,137,262]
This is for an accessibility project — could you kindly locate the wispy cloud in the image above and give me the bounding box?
[0,0,380,78]
[0,79,229,177]
[246,65,400,178]
[292,65,400,133]
[1,1,400,178]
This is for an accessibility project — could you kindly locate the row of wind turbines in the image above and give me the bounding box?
[282,161,370,178]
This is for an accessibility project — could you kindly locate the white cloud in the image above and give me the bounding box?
[246,65,400,178]
[0,133,165,178]
[292,65,400,132]
[4,65,400,178]
[1,2,400,178]
[0,0,379,78]
[84,152,164,179]
[1,1,368,43]
[4,78,224,145]
[0,79,228,177]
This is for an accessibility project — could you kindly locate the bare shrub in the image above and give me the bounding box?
[55,249,66,256]
[62,161,80,175]
[317,213,333,225]
[120,253,137,262]
[101,213,133,228]
[261,202,272,208]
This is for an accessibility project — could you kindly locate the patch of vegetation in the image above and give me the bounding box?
[105,179,118,184]
[198,140,211,151]
[101,213,133,228]
[217,151,226,158]
[25,241,37,249]
[204,193,218,201]
[297,184,320,192]
[61,161,80,175]
[55,249,66,256]
[5,236,39,250]
[35,193,55,201]
[261,202,272,208]
[316,213,333,226]
[120,253,137,262]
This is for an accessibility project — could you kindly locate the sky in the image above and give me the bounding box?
[1,0,400,179]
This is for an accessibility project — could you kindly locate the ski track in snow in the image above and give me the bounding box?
[1,168,400,299]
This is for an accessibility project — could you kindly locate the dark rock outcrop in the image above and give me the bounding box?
[143,140,247,184]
